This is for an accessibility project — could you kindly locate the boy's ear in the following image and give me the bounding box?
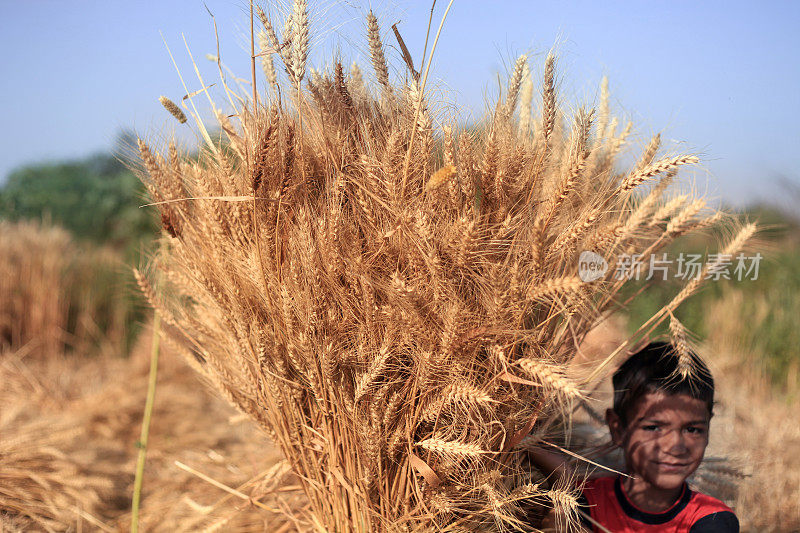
[606,408,625,446]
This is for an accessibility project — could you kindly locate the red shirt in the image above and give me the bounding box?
[579,476,738,532]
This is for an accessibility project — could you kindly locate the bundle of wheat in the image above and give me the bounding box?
[135,4,754,530]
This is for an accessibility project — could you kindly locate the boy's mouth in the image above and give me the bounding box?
[654,461,689,472]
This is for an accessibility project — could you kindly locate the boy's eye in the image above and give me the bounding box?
[642,424,660,431]
[685,426,706,435]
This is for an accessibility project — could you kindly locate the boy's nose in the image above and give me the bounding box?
[661,429,688,455]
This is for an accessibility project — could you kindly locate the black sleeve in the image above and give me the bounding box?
[689,511,739,533]
[576,492,594,531]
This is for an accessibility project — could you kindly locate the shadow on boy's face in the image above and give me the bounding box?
[607,391,710,492]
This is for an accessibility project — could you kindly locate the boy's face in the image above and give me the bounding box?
[608,391,710,491]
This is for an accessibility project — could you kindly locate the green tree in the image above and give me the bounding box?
[0,151,157,253]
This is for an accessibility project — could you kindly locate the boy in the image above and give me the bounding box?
[529,341,739,532]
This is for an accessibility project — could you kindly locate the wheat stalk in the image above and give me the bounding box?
[367,11,391,99]
[505,54,528,117]
[258,31,278,89]
[289,0,309,87]
[669,315,694,380]
[417,438,487,457]
[158,96,187,123]
[518,62,533,137]
[620,154,698,193]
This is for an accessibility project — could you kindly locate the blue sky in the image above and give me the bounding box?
[2,0,798,206]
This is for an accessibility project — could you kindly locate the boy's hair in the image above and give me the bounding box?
[612,341,714,426]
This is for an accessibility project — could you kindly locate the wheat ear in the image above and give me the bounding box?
[158,96,187,123]
[668,315,694,379]
[367,11,391,95]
